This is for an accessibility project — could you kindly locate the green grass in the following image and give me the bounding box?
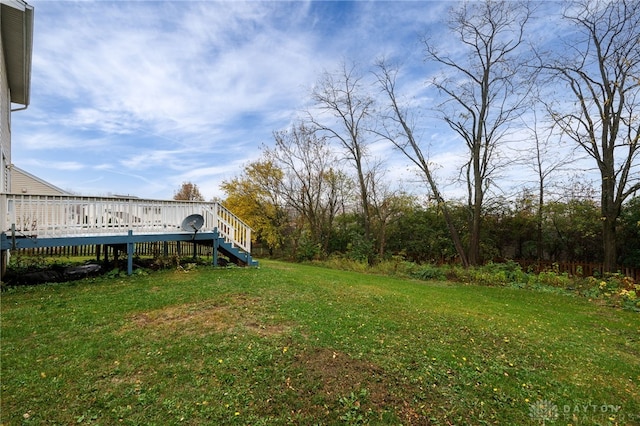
[1,260,639,425]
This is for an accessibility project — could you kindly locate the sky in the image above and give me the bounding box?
[10,0,597,201]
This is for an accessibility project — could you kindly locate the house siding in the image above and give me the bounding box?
[11,167,69,195]
[1,29,11,193]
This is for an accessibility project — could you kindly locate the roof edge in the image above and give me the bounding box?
[1,0,34,107]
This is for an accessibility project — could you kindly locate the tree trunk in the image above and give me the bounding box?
[601,176,618,273]
[537,179,544,260]
[602,215,617,273]
[601,144,620,273]
[440,203,470,268]
[468,203,482,266]
[468,153,483,266]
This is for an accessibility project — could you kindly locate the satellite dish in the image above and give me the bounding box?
[181,214,204,232]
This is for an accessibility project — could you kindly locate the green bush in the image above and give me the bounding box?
[483,260,528,284]
[369,258,415,277]
[586,273,640,311]
[314,255,369,273]
[437,263,519,287]
[411,263,446,281]
[531,270,572,288]
[344,233,374,263]
[296,237,322,262]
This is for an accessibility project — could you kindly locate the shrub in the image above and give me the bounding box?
[315,255,369,274]
[434,262,528,287]
[344,233,374,263]
[590,274,640,311]
[411,264,446,281]
[467,267,506,286]
[296,238,322,262]
[475,261,528,286]
[439,264,471,283]
[370,257,417,277]
[620,289,640,312]
[532,270,572,288]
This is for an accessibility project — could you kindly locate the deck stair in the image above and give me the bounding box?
[213,235,257,267]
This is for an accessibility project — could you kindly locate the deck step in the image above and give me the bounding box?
[216,237,258,267]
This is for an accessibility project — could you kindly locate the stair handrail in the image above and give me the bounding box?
[203,203,252,253]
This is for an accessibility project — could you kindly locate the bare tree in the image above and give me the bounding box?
[423,0,533,265]
[308,61,376,259]
[541,0,640,272]
[374,59,470,267]
[518,107,578,260]
[265,123,346,254]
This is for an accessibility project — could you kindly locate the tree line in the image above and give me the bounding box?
[181,0,640,271]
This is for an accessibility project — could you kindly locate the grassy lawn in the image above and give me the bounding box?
[1,260,638,425]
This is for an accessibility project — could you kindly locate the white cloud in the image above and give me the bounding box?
[12,0,614,204]
[20,158,85,171]
[32,1,326,148]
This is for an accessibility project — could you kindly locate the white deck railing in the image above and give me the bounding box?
[0,194,252,253]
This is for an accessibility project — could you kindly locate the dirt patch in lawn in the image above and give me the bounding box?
[280,347,443,425]
[121,294,289,337]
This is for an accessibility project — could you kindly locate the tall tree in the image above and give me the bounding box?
[308,61,376,260]
[173,182,204,201]
[423,0,533,265]
[541,0,640,272]
[374,60,470,267]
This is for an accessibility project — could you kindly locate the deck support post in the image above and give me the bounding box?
[1,249,6,281]
[127,230,134,275]
[212,228,219,267]
[103,244,109,266]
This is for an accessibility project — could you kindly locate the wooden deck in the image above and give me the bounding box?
[1,194,251,251]
[0,194,255,276]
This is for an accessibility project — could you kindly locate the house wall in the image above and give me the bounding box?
[11,167,68,195]
[0,29,11,194]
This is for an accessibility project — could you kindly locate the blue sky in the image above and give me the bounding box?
[12,0,588,201]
